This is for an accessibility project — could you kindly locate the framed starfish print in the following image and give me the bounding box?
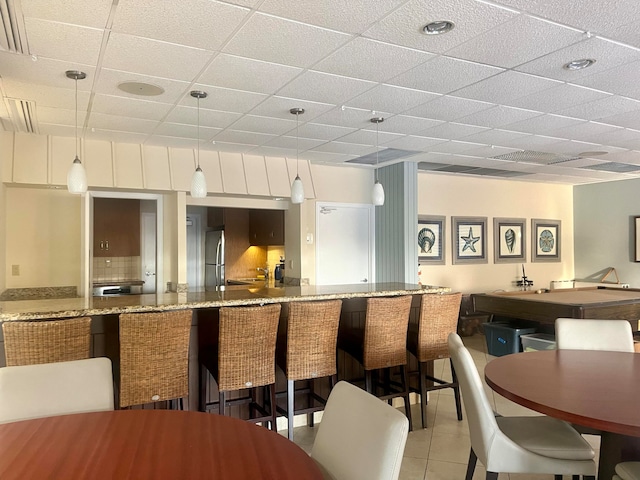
[452,216,487,264]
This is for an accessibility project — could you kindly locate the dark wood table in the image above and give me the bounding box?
[485,349,640,479]
[0,409,323,479]
[474,286,640,329]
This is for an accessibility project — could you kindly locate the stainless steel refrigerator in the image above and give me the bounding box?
[205,229,225,290]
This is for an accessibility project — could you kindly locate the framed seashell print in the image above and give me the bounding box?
[418,215,445,265]
[532,219,561,262]
[493,218,526,263]
[452,216,488,265]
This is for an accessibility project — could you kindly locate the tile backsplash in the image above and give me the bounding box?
[93,256,141,282]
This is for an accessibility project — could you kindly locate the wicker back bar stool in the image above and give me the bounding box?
[2,317,91,366]
[276,299,342,440]
[118,310,192,409]
[407,292,463,428]
[199,303,281,430]
[338,295,413,430]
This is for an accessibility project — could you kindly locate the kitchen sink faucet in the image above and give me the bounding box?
[257,267,269,279]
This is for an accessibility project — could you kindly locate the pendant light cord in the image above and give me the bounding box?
[196,95,200,169]
[375,121,379,182]
[74,76,78,158]
[296,111,300,177]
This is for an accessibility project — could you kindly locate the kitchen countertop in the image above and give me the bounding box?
[0,283,449,321]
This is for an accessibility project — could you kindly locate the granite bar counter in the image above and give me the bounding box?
[0,282,448,321]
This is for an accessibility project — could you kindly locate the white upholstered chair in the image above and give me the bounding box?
[448,333,596,480]
[310,380,409,480]
[614,462,640,480]
[555,318,635,352]
[0,357,114,424]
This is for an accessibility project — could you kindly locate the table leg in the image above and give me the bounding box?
[599,432,640,480]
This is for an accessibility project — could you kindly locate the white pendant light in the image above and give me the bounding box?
[190,90,208,198]
[66,70,87,194]
[371,117,385,206]
[290,107,305,204]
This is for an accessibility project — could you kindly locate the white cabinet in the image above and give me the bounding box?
[13,133,47,184]
[243,154,270,196]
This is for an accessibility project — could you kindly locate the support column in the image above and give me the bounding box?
[375,162,418,284]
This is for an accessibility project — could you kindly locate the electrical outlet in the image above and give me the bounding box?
[11,265,19,276]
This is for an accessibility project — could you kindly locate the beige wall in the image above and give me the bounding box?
[5,187,82,288]
[163,192,178,290]
[0,132,8,293]
[417,173,574,293]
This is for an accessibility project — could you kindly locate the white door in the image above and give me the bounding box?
[316,202,374,285]
[141,212,157,293]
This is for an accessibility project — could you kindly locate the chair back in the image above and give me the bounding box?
[0,357,114,424]
[286,300,342,381]
[363,295,412,370]
[311,381,408,480]
[119,310,192,408]
[3,317,91,366]
[217,304,281,391]
[414,292,462,362]
[555,318,634,352]
[448,333,500,467]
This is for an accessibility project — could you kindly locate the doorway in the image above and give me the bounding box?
[141,211,157,294]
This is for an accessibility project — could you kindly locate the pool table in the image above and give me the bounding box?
[473,286,640,330]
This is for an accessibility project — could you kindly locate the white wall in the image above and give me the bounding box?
[574,177,640,287]
[417,173,575,293]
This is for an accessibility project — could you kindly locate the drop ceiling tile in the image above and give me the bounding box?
[153,122,221,139]
[463,145,519,158]
[36,106,76,125]
[311,142,376,156]
[112,0,250,51]
[417,122,488,139]
[1,80,90,110]
[228,115,297,135]
[102,33,213,81]
[249,145,297,158]
[552,121,620,143]
[0,53,96,90]
[454,71,560,105]
[543,139,602,155]
[383,135,448,151]
[295,122,358,141]
[504,114,585,135]
[595,110,640,131]
[21,0,113,28]
[431,140,485,154]
[388,56,503,94]
[377,115,444,135]
[511,134,571,151]
[258,0,405,33]
[515,37,640,81]
[277,71,375,105]
[86,129,150,144]
[335,129,404,146]
[94,69,189,104]
[92,94,173,121]
[213,129,276,145]
[24,18,103,65]
[364,0,517,54]
[572,60,640,101]
[248,96,335,122]
[263,135,324,151]
[301,151,358,163]
[457,105,542,129]
[37,123,80,137]
[506,83,610,112]
[223,13,351,68]
[557,95,640,122]
[88,113,160,134]
[164,106,242,129]
[315,37,435,83]
[461,129,531,148]
[209,142,257,153]
[581,128,640,150]
[404,95,493,121]
[145,135,202,149]
[597,149,640,164]
[346,84,440,114]
[446,15,584,68]
[186,85,268,114]
[199,54,303,94]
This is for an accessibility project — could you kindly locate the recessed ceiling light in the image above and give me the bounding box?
[117,82,165,96]
[563,58,596,70]
[422,21,454,35]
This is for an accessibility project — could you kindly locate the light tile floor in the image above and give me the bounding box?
[288,333,601,480]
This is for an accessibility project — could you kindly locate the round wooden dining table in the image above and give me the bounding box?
[0,409,323,479]
[485,349,640,480]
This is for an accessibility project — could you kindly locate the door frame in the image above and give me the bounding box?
[83,191,164,295]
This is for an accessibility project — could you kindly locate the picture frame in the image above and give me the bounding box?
[532,219,561,262]
[452,216,488,264]
[493,218,526,263]
[634,217,640,262]
[417,215,445,265]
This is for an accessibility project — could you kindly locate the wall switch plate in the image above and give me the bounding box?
[11,265,19,276]
[306,233,313,244]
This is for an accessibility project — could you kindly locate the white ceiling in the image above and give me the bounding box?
[2,0,640,184]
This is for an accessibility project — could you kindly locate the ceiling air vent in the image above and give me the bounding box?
[490,150,581,165]
[347,148,421,165]
[0,0,29,54]
[4,97,39,133]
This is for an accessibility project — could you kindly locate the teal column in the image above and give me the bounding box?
[374,162,418,284]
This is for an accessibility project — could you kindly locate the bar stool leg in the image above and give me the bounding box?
[308,378,315,427]
[287,379,295,440]
[418,361,428,428]
[400,365,413,431]
[199,364,208,412]
[451,359,463,421]
[269,385,277,432]
[219,391,226,416]
[365,370,373,394]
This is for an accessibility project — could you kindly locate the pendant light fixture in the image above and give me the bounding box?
[371,116,385,206]
[190,90,208,198]
[290,107,305,204]
[66,70,87,194]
